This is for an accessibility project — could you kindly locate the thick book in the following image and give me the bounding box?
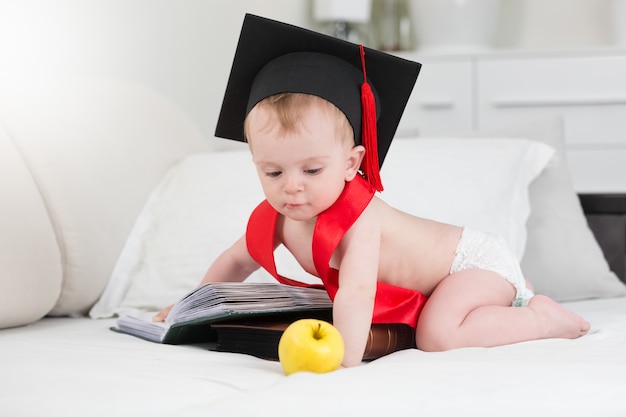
[113,282,333,344]
[212,320,416,361]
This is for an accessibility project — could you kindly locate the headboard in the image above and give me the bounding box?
[580,194,626,284]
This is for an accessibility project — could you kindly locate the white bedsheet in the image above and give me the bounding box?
[2,297,626,417]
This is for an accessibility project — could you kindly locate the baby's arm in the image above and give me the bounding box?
[198,234,261,286]
[153,235,260,322]
[332,212,380,367]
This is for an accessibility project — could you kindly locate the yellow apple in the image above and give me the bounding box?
[278,319,344,375]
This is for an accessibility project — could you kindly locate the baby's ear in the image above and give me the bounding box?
[345,145,365,181]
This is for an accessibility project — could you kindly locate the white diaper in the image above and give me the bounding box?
[450,228,534,307]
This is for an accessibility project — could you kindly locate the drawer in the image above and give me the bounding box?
[568,148,626,193]
[477,54,626,146]
[397,57,474,137]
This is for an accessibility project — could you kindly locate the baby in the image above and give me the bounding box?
[155,15,589,367]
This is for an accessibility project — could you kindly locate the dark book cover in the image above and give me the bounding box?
[212,319,415,361]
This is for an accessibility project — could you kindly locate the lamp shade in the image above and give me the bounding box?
[313,0,372,23]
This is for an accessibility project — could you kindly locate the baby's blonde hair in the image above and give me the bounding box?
[244,93,353,146]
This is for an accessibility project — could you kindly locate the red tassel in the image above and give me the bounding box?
[359,45,383,192]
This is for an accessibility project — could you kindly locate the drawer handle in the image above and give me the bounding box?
[418,98,455,110]
[491,97,626,108]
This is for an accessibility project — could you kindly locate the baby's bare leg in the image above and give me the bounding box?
[415,269,590,352]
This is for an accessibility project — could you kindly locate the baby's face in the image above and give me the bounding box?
[247,102,360,222]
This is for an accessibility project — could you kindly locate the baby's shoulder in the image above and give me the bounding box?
[371,196,456,234]
[356,196,410,231]
[368,196,411,219]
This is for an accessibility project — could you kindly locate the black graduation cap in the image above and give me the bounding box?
[215,13,421,191]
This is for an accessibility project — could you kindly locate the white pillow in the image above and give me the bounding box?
[381,138,554,259]
[475,116,626,301]
[90,138,553,318]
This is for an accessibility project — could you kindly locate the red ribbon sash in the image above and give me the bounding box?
[245,176,427,328]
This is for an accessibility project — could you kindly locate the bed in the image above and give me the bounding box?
[1,76,625,417]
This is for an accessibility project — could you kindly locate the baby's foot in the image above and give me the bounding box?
[528,295,590,339]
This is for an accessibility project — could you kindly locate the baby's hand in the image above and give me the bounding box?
[152,304,173,322]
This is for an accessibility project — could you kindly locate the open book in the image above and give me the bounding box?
[114,282,416,360]
[113,282,333,344]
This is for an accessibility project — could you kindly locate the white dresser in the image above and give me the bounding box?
[396,48,626,193]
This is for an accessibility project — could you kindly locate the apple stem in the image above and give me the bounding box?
[314,323,323,340]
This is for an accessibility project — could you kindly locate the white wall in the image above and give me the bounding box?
[0,0,311,147]
[494,0,615,49]
[0,0,620,146]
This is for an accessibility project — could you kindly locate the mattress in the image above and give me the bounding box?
[2,296,626,417]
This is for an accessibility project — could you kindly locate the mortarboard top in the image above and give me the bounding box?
[215,14,421,190]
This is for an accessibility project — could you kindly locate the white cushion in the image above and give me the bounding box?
[0,76,210,317]
[0,123,62,328]
[90,137,554,318]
